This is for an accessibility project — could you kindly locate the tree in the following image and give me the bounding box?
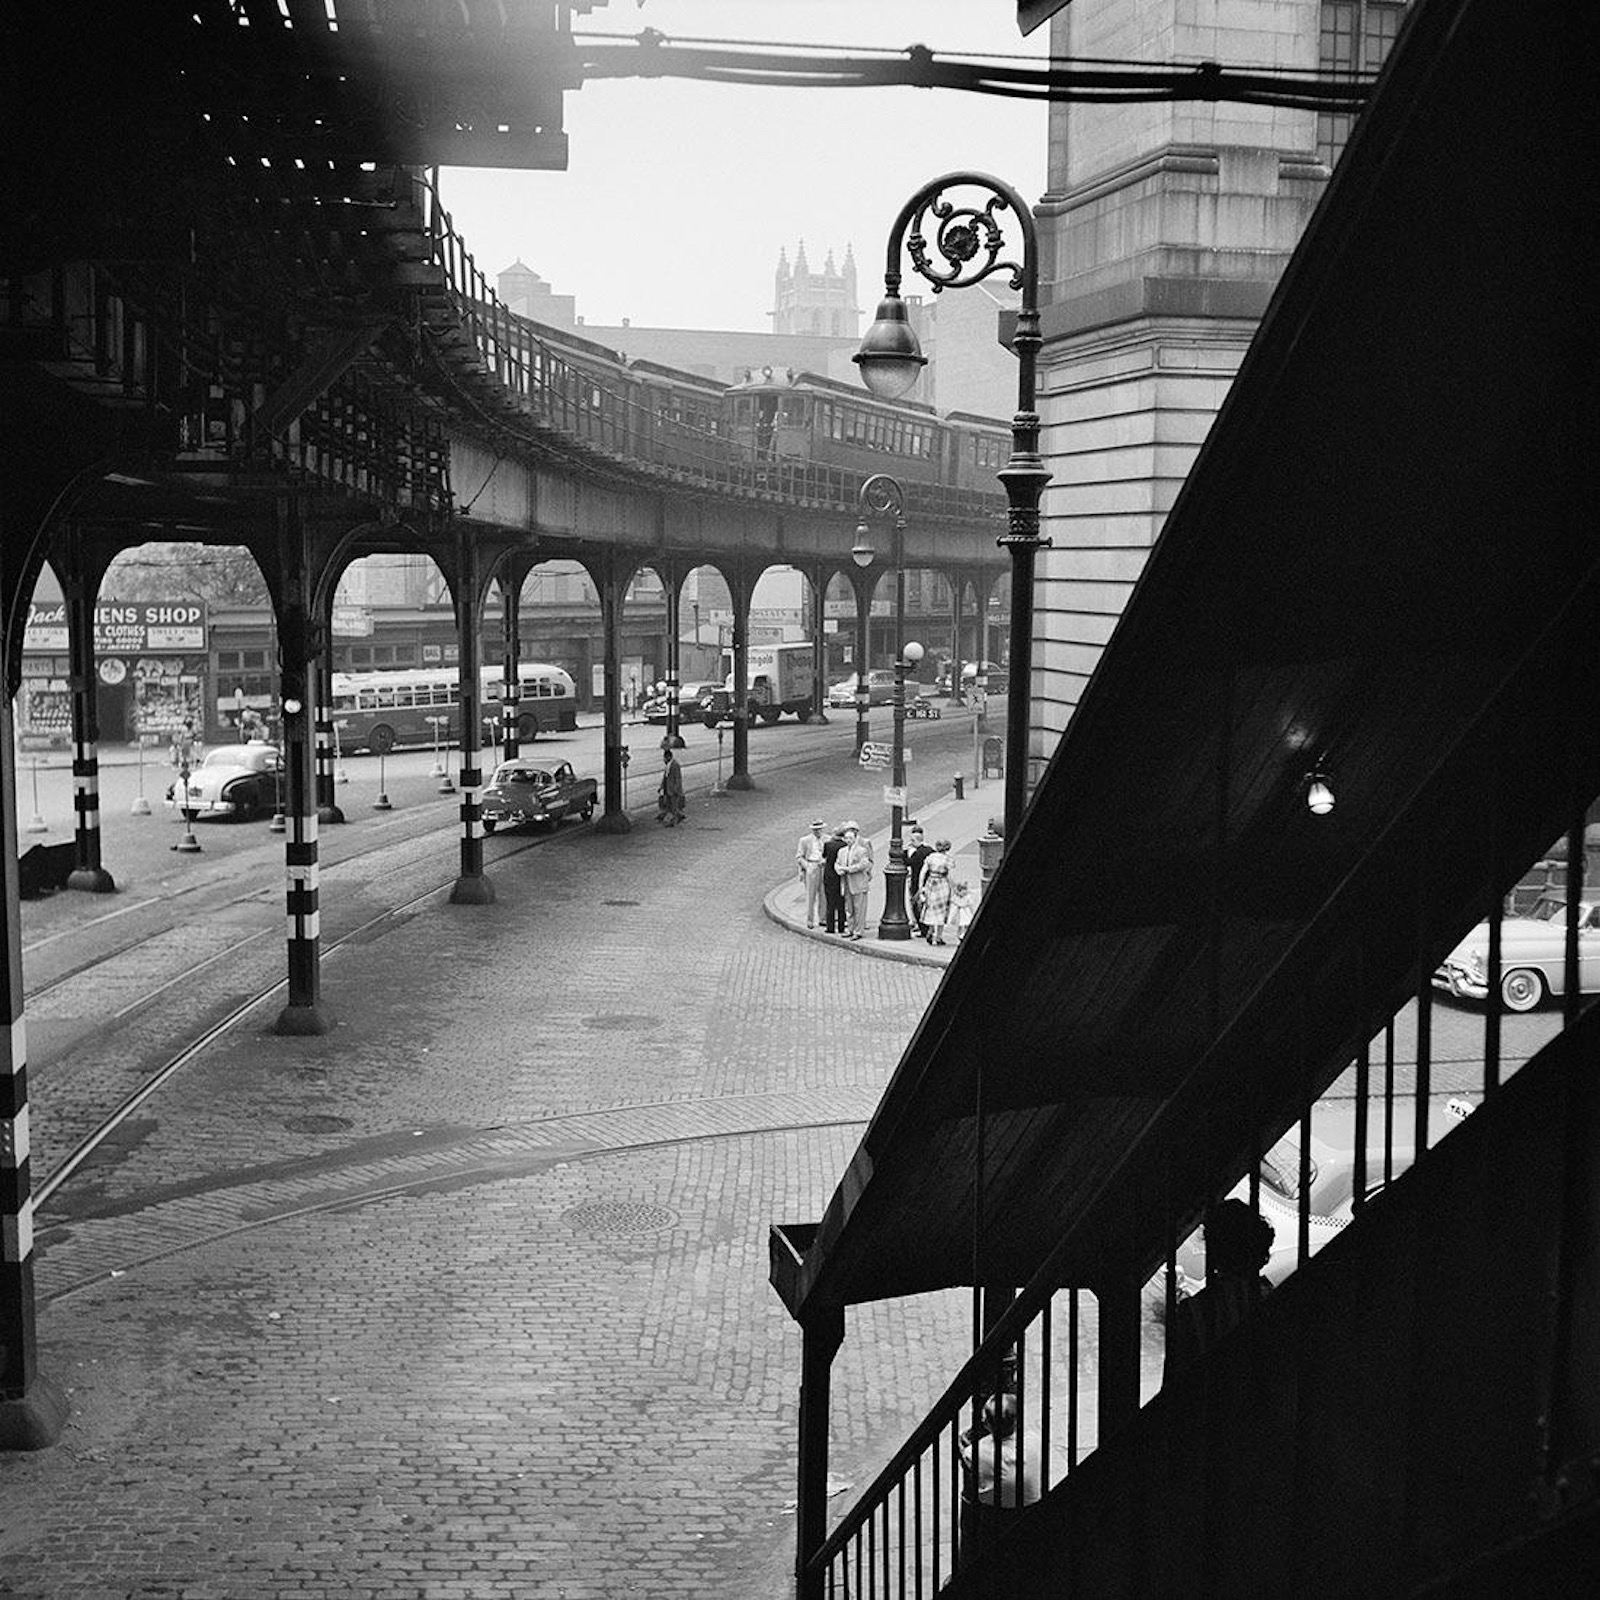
[102,542,269,607]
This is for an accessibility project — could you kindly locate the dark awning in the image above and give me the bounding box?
[773,0,1598,1317]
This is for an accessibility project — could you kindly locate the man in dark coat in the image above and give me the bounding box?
[820,825,847,934]
[657,746,686,825]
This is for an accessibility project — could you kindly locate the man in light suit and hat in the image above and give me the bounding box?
[835,820,874,940]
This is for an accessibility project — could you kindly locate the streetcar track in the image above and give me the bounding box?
[37,1104,879,1306]
[27,722,966,1290]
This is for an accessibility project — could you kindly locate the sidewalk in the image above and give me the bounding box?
[763,784,1004,967]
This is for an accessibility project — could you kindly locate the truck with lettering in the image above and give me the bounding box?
[699,641,817,726]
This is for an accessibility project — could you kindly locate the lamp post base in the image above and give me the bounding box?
[878,862,913,940]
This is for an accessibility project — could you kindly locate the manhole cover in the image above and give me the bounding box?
[563,1201,679,1237]
[284,1114,353,1135]
[601,899,641,907]
[581,1013,659,1031]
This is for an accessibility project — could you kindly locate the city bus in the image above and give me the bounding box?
[330,663,578,754]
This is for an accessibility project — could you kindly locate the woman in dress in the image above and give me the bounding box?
[917,838,953,945]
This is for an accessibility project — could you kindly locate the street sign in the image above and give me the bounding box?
[883,785,906,809]
[859,741,890,769]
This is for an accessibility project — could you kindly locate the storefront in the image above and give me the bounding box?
[20,601,208,750]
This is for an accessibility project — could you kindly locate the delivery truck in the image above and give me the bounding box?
[701,641,818,726]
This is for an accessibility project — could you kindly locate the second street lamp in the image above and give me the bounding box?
[855,472,919,941]
[856,170,1051,847]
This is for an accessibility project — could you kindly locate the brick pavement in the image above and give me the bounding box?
[0,723,983,1599]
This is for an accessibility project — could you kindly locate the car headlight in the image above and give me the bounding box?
[1465,949,1486,980]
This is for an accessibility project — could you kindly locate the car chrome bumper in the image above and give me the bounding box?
[1432,964,1488,1001]
[164,796,235,815]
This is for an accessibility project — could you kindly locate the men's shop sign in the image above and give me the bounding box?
[25,601,207,653]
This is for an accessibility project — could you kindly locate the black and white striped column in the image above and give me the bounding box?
[500,584,521,764]
[450,540,494,904]
[65,575,113,892]
[275,665,332,1036]
[663,571,685,750]
[315,626,343,824]
[1,701,68,1449]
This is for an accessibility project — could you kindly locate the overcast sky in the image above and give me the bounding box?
[438,0,1050,333]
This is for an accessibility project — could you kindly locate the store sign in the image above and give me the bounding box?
[332,604,373,637]
[24,600,206,654]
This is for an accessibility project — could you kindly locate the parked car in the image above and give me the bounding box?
[935,660,1003,695]
[1433,896,1600,1011]
[642,682,721,725]
[164,741,282,820]
[1169,1097,1472,1296]
[479,759,597,833]
[826,670,897,709]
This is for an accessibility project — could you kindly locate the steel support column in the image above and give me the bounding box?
[274,568,332,1036]
[795,1306,845,1600]
[852,574,872,753]
[593,559,632,832]
[63,551,114,892]
[315,605,344,824]
[726,570,754,791]
[949,572,965,705]
[0,696,69,1450]
[449,531,495,900]
[661,561,685,750]
[499,560,529,765]
[809,565,829,724]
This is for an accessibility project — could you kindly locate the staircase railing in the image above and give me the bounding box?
[802,816,1595,1597]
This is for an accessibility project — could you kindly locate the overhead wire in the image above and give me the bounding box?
[570,31,1377,113]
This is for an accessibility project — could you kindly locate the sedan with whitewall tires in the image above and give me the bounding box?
[163,742,282,820]
[1432,897,1599,1011]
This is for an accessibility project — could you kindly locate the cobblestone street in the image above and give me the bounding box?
[0,734,980,1598]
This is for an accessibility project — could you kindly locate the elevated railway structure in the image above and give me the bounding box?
[0,1,1006,1445]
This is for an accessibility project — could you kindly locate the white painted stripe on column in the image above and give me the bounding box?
[2,1017,24,1075]
[285,864,319,884]
[84,806,100,829]
[1,1104,28,1166]
[3,1205,34,1263]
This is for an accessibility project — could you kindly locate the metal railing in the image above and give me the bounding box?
[804,817,1595,1596]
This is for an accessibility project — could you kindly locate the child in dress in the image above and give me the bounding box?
[949,880,974,941]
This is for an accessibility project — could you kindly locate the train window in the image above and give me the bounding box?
[780,396,807,426]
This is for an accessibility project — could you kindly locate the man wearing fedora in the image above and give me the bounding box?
[796,817,828,929]
[836,820,875,941]
[820,823,848,935]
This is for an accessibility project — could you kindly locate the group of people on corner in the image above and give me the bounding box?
[797,817,875,939]
[795,819,973,944]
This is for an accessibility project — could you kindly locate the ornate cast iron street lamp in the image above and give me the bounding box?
[853,472,921,941]
[855,171,1050,844]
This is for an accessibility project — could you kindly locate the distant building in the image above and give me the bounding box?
[494,247,1017,422]
[771,241,858,338]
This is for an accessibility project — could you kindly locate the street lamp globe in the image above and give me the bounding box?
[904,640,925,667]
[851,523,876,568]
[853,292,926,401]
